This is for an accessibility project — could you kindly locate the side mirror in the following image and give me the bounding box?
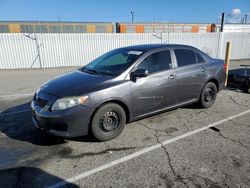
[130,69,148,80]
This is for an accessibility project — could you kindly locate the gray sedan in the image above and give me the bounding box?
[31,44,226,141]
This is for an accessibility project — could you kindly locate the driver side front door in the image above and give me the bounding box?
[130,49,178,118]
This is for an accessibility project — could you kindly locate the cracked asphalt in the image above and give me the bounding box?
[0,60,250,188]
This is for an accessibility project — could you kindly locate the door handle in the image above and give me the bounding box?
[201,68,207,72]
[168,75,176,80]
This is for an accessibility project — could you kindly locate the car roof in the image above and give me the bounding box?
[119,44,196,52]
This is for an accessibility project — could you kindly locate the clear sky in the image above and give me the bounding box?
[0,0,249,23]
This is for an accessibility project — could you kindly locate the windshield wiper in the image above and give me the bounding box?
[82,67,117,77]
[82,67,102,75]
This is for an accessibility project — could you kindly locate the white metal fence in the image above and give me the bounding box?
[0,32,250,69]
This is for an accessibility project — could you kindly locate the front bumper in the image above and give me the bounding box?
[31,94,94,138]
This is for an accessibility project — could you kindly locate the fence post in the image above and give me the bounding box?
[224,42,231,87]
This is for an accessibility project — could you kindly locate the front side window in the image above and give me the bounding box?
[196,52,205,63]
[174,49,197,67]
[136,50,172,74]
[83,49,144,76]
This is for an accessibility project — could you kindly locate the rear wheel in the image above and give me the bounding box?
[91,103,126,141]
[199,82,217,108]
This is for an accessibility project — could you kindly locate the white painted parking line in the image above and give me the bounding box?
[0,93,33,98]
[48,109,250,188]
[0,110,30,117]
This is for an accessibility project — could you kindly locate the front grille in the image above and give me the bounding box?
[36,98,48,108]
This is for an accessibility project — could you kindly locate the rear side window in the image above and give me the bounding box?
[137,50,172,74]
[174,49,197,67]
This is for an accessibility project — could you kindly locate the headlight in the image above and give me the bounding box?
[51,96,89,111]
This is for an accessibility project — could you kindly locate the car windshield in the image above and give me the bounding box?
[82,48,144,76]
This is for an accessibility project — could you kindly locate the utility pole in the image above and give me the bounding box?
[130,11,135,22]
[220,12,225,32]
[245,14,248,24]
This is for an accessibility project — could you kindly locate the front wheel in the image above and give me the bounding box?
[91,103,126,141]
[199,82,217,108]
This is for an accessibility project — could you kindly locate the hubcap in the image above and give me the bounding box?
[204,87,215,102]
[100,111,119,132]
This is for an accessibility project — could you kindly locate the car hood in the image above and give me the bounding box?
[39,70,111,97]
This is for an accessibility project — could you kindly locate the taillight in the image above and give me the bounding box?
[223,63,227,71]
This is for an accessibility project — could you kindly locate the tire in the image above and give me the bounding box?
[199,82,217,108]
[91,103,126,141]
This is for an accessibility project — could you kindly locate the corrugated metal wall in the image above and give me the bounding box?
[0,32,249,69]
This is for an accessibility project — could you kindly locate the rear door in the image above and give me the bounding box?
[174,48,208,104]
[130,49,177,117]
